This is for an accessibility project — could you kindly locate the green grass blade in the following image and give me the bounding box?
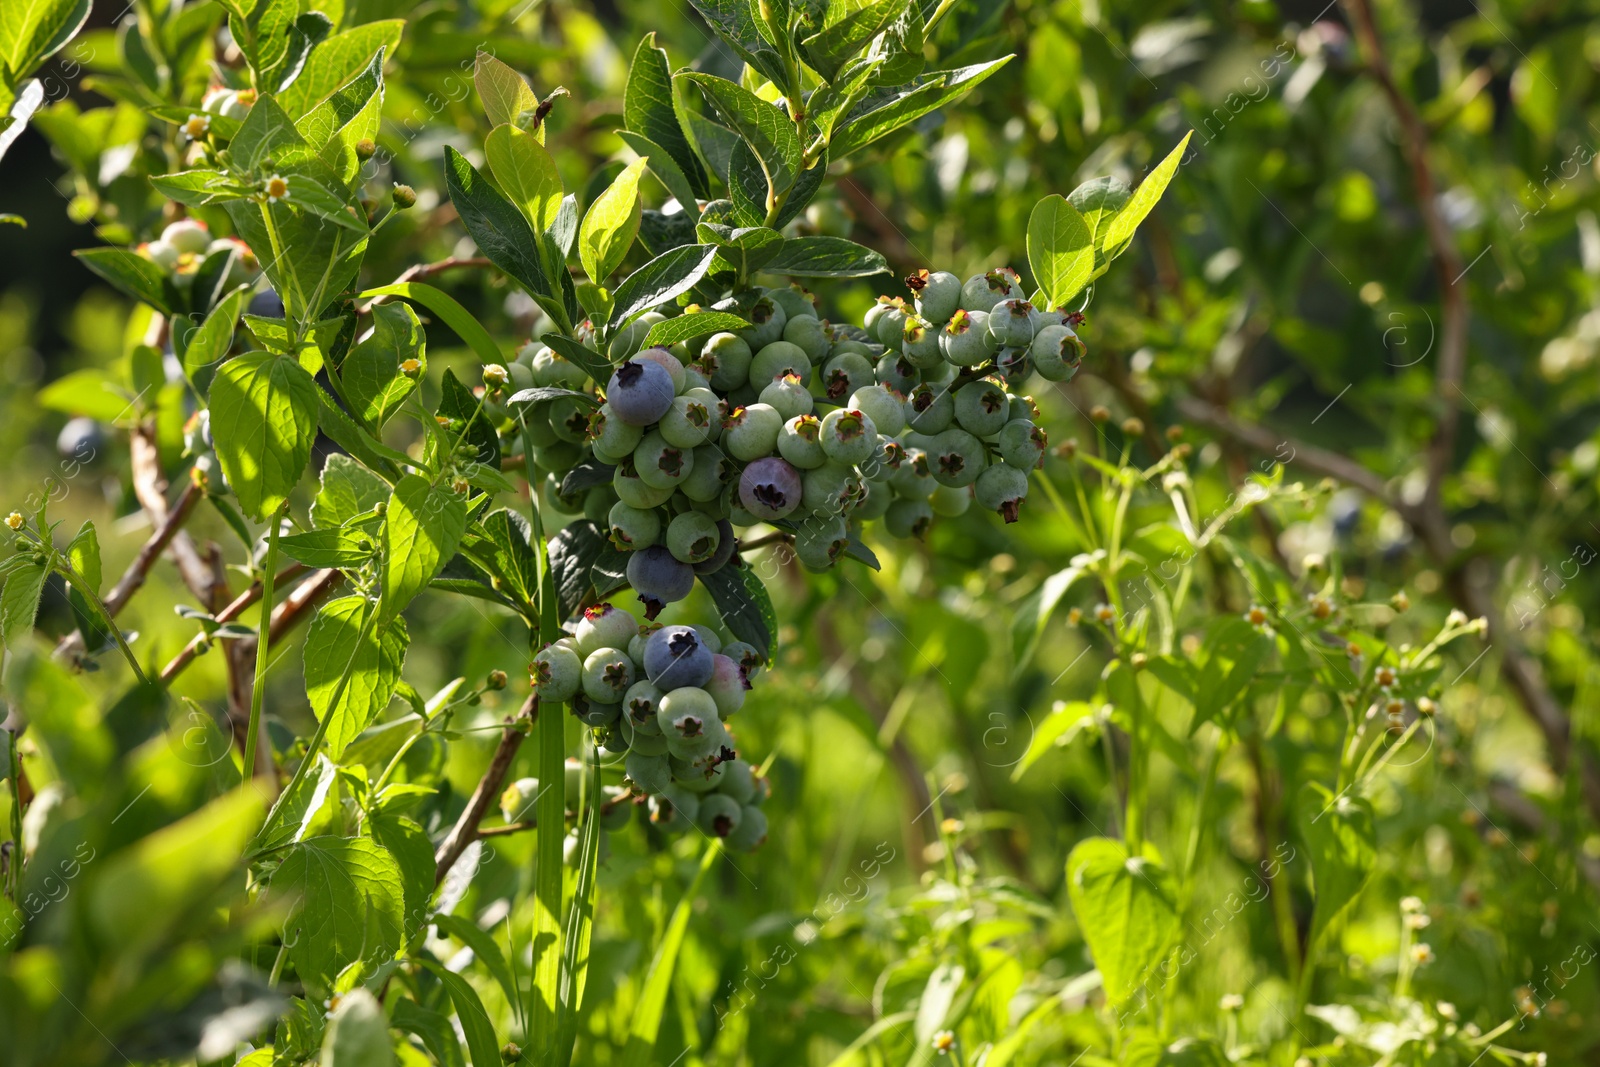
[619,839,721,1067]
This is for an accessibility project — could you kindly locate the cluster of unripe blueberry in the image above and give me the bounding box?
[491,266,1076,614]
[526,604,769,850]
[136,217,262,293]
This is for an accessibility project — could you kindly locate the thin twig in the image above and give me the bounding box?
[157,565,328,685]
[737,530,793,552]
[434,692,537,885]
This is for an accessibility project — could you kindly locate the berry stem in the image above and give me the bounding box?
[241,502,285,788]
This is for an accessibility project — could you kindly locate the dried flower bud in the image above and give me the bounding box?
[392,183,417,209]
[355,138,376,160]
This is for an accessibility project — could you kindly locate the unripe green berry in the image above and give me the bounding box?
[997,418,1047,469]
[759,373,814,420]
[873,302,909,351]
[666,510,721,564]
[929,483,972,517]
[794,513,849,570]
[849,385,906,438]
[698,792,743,837]
[1030,324,1086,382]
[634,430,693,489]
[679,446,731,502]
[908,268,962,325]
[900,315,944,368]
[782,314,830,363]
[777,414,827,469]
[737,294,787,349]
[988,299,1040,347]
[613,461,675,508]
[905,382,955,434]
[888,447,936,498]
[626,750,672,794]
[532,642,582,701]
[941,308,999,366]
[929,427,987,488]
[702,332,753,391]
[769,284,818,322]
[724,804,768,850]
[801,462,861,517]
[548,397,593,443]
[960,267,1022,312]
[608,501,662,550]
[574,602,640,656]
[876,354,919,395]
[820,351,875,402]
[581,647,636,703]
[953,380,1010,438]
[884,497,934,539]
[623,679,665,735]
[819,408,878,466]
[975,463,1030,522]
[660,389,720,449]
[748,340,810,388]
[722,403,783,461]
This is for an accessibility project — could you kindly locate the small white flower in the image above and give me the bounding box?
[183,113,210,140]
[1411,942,1435,965]
[1406,912,1431,930]
[931,1030,955,1055]
[1447,608,1469,627]
[1401,895,1425,913]
[263,174,290,203]
[1219,993,1244,1012]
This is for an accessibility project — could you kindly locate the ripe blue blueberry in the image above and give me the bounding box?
[626,544,695,618]
[644,625,716,689]
[606,358,675,426]
[738,456,802,521]
[634,346,687,394]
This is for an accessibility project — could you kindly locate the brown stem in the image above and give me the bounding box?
[1340,0,1468,515]
[53,480,204,663]
[157,563,309,683]
[434,693,537,885]
[737,530,793,552]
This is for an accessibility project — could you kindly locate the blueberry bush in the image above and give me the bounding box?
[1,0,1597,1065]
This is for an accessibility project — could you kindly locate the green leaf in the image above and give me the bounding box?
[622,33,708,199]
[579,157,647,283]
[617,132,698,214]
[556,772,601,1063]
[230,94,311,174]
[1065,837,1180,1007]
[699,563,776,662]
[315,389,408,479]
[150,169,256,208]
[421,962,503,1067]
[64,519,100,591]
[1191,621,1272,732]
[1026,194,1094,310]
[442,145,559,312]
[294,43,390,183]
[279,159,369,233]
[279,21,403,120]
[475,50,539,133]
[0,0,91,86]
[642,310,748,349]
[1011,558,1093,674]
[274,835,405,992]
[800,0,907,82]
[368,813,434,937]
[686,114,740,187]
[37,368,136,422]
[355,282,505,370]
[485,121,563,235]
[761,236,888,278]
[73,248,181,316]
[319,989,395,1067]
[678,72,802,195]
[277,527,376,569]
[434,913,522,1024]
[341,301,423,430]
[224,190,369,325]
[771,150,828,231]
[304,595,407,759]
[0,561,48,656]
[435,367,500,470]
[1123,1035,1230,1067]
[381,475,468,623]
[1067,175,1131,249]
[618,841,721,1067]
[390,999,465,1067]
[608,244,719,328]
[313,453,390,528]
[182,286,250,388]
[1101,132,1193,255]
[479,508,540,606]
[545,519,612,619]
[208,352,319,520]
[1297,782,1376,947]
[830,57,1013,158]
[1011,701,1099,782]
